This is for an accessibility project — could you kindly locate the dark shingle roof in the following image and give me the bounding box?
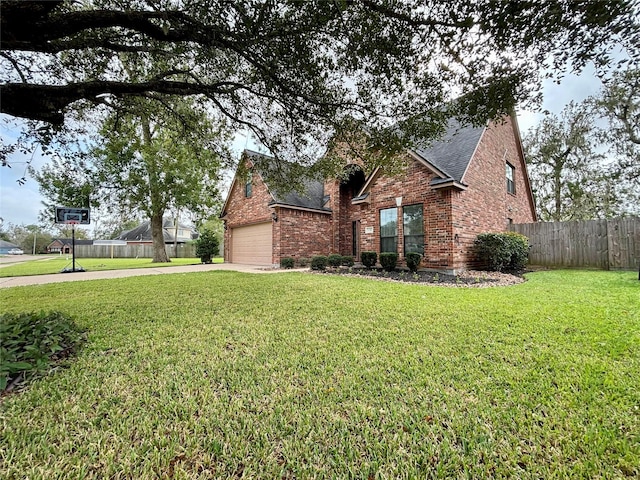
[412,119,485,183]
[240,119,485,208]
[270,178,329,211]
[244,150,330,212]
[117,218,195,242]
[50,238,94,246]
[0,239,20,248]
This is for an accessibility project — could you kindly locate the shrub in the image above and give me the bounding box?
[341,255,355,267]
[474,232,529,272]
[297,257,310,267]
[405,252,422,272]
[0,311,85,392]
[379,252,398,271]
[328,254,343,267]
[311,255,328,270]
[361,251,377,268]
[280,257,295,269]
[194,229,220,264]
[504,231,529,271]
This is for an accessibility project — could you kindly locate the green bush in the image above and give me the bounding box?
[297,257,310,267]
[311,255,328,271]
[474,232,529,272]
[194,229,220,264]
[405,252,422,272]
[0,311,85,392]
[328,254,343,267]
[280,257,295,269]
[341,255,355,267]
[380,252,398,271]
[361,251,377,268]
[504,231,530,271]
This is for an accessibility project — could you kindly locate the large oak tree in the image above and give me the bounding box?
[34,95,228,262]
[2,0,638,174]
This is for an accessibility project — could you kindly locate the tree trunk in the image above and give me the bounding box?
[140,112,170,264]
[150,211,170,263]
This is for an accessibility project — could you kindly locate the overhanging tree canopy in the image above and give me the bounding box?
[1,0,638,167]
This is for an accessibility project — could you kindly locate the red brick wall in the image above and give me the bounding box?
[330,115,536,272]
[451,115,536,270]
[223,169,333,265]
[336,161,457,270]
[274,208,333,261]
[222,172,274,262]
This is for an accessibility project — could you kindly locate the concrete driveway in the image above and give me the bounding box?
[0,262,304,288]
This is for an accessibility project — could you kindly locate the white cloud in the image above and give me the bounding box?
[0,181,43,226]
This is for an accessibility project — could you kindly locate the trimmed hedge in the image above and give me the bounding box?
[341,255,355,267]
[405,252,422,272]
[280,257,295,269]
[328,254,343,267]
[474,232,529,272]
[380,252,398,271]
[311,255,328,271]
[360,251,377,268]
[297,257,310,267]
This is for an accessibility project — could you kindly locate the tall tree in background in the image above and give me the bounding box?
[93,98,229,262]
[35,96,229,262]
[33,155,96,219]
[524,66,640,222]
[523,102,621,221]
[1,0,638,182]
[595,68,640,183]
[1,223,54,254]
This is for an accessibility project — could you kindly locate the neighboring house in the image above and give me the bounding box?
[0,239,21,255]
[46,238,94,254]
[221,114,537,273]
[116,218,196,245]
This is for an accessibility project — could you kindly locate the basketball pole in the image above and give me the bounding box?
[72,224,76,272]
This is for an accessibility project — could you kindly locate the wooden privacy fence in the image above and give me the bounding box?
[511,217,640,270]
[73,244,197,259]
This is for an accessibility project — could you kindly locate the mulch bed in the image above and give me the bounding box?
[311,266,526,287]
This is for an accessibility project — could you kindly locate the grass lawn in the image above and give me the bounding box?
[0,256,223,277]
[1,270,638,478]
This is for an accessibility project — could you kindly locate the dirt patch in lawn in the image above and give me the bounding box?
[310,267,526,287]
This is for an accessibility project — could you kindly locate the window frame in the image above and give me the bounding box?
[506,162,516,195]
[379,207,398,253]
[403,204,424,255]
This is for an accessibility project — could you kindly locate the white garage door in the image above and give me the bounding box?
[231,223,273,265]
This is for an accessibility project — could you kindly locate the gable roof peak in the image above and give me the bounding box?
[411,117,485,184]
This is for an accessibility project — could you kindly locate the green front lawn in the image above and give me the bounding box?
[1,270,638,478]
[0,256,223,277]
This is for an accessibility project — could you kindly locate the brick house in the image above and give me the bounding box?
[46,238,94,254]
[221,114,537,273]
[116,218,197,245]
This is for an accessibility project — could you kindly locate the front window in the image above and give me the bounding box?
[403,204,424,254]
[380,207,398,253]
[506,163,515,194]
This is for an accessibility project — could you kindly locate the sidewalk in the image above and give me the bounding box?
[0,263,302,288]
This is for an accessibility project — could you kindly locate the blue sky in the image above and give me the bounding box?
[0,67,603,231]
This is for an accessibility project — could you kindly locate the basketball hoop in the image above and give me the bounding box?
[55,207,90,225]
[63,212,82,224]
[54,207,89,274]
